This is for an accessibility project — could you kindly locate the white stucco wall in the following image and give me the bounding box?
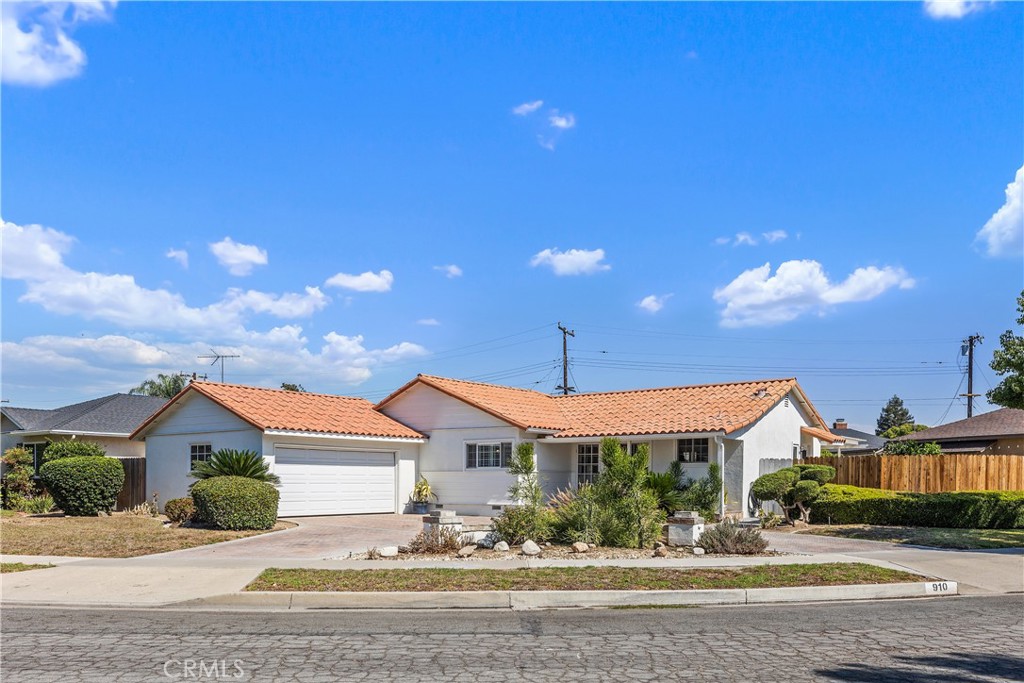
[141,393,263,505]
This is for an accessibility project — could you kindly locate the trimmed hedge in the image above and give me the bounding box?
[810,484,1024,529]
[191,476,279,530]
[43,440,106,461]
[164,497,196,524]
[39,456,125,516]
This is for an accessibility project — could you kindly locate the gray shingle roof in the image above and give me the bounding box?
[896,407,1024,443]
[830,427,888,450]
[2,394,169,436]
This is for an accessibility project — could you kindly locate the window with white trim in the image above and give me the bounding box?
[190,443,213,470]
[577,443,600,486]
[465,441,512,469]
[676,438,709,463]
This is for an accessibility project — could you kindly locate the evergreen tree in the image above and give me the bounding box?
[988,291,1024,409]
[280,383,306,392]
[876,395,914,436]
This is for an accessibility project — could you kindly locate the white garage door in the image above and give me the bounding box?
[274,447,396,517]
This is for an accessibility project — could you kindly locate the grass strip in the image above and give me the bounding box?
[1,562,55,573]
[247,563,923,592]
[803,525,1024,550]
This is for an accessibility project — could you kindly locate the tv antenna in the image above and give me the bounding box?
[197,348,240,383]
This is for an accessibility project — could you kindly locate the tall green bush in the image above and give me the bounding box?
[882,441,942,455]
[191,476,279,530]
[678,462,724,519]
[39,456,124,516]
[493,442,555,544]
[2,447,36,508]
[810,485,1024,529]
[43,440,106,461]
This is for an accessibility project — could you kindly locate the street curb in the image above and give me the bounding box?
[185,581,958,610]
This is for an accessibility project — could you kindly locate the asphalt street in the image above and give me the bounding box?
[2,595,1022,682]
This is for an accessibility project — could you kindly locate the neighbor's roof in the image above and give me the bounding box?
[829,427,888,450]
[2,394,168,436]
[377,374,830,439]
[131,382,424,440]
[801,426,845,445]
[896,408,1024,443]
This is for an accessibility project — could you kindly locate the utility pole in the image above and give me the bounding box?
[960,334,984,418]
[555,322,576,395]
[198,349,240,383]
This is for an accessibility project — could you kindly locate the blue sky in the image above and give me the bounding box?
[2,1,1022,432]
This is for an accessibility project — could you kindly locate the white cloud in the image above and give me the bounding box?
[549,111,576,130]
[923,0,990,19]
[433,264,463,278]
[762,230,788,244]
[713,236,731,246]
[1,1,115,87]
[734,232,758,246]
[325,269,394,292]
[637,294,672,314]
[1,221,327,334]
[529,247,611,276]
[417,318,441,326]
[513,100,544,116]
[714,231,788,247]
[209,237,268,276]
[713,259,915,327]
[166,248,189,269]
[975,165,1023,258]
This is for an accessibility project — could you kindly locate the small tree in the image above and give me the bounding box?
[595,439,665,548]
[2,447,36,508]
[280,382,307,392]
[988,290,1024,409]
[880,423,930,439]
[876,395,914,436]
[751,465,835,523]
[493,442,553,544]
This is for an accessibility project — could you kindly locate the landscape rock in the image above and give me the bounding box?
[457,544,477,557]
[571,542,590,554]
[655,541,665,549]
[378,546,399,558]
[588,543,596,550]
[692,547,706,556]
[521,540,542,556]
[474,532,500,549]
[493,541,510,552]
[654,546,669,558]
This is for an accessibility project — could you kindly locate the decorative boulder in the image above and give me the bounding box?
[378,546,399,558]
[571,542,589,554]
[457,545,476,557]
[521,540,541,556]
[493,541,510,552]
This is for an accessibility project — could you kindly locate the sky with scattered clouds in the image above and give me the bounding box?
[2,2,1021,431]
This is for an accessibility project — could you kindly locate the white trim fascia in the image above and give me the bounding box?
[7,429,130,439]
[540,430,726,444]
[263,429,426,444]
[525,427,560,435]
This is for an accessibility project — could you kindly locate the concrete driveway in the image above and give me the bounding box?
[137,513,492,562]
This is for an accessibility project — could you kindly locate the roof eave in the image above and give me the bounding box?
[264,429,427,443]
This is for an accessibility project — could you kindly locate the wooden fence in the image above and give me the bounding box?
[798,454,1024,493]
[115,457,147,510]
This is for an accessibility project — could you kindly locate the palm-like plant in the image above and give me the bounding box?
[189,449,280,486]
[646,471,687,513]
[130,373,187,398]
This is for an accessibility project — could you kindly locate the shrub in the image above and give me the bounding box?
[43,440,106,461]
[678,462,724,520]
[752,465,835,523]
[493,504,556,544]
[793,464,836,484]
[39,456,124,516]
[550,484,619,546]
[2,447,36,506]
[190,476,279,530]
[6,493,55,514]
[189,449,280,485]
[646,471,687,513]
[809,485,1024,529]
[698,520,769,554]
[125,501,159,517]
[404,525,462,554]
[164,497,196,524]
[882,441,942,455]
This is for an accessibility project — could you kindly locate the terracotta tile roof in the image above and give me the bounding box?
[552,379,804,438]
[801,426,843,444]
[378,375,825,439]
[896,407,1024,443]
[132,382,424,440]
[377,375,569,431]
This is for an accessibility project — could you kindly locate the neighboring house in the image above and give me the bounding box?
[825,419,888,455]
[376,375,838,517]
[894,408,1024,455]
[131,382,425,516]
[1,394,168,472]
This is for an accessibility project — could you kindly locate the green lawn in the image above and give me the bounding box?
[803,525,1024,550]
[1,562,55,573]
[247,563,923,592]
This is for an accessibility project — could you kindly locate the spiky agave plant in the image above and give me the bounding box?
[189,449,280,486]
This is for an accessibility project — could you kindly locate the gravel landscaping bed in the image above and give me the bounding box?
[356,543,787,561]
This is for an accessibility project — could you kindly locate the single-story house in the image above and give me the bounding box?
[824,419,887,455]
[1,394,168,472]
[131,382,426,515]
[894,407,1024,455]
[132,375,837,518]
